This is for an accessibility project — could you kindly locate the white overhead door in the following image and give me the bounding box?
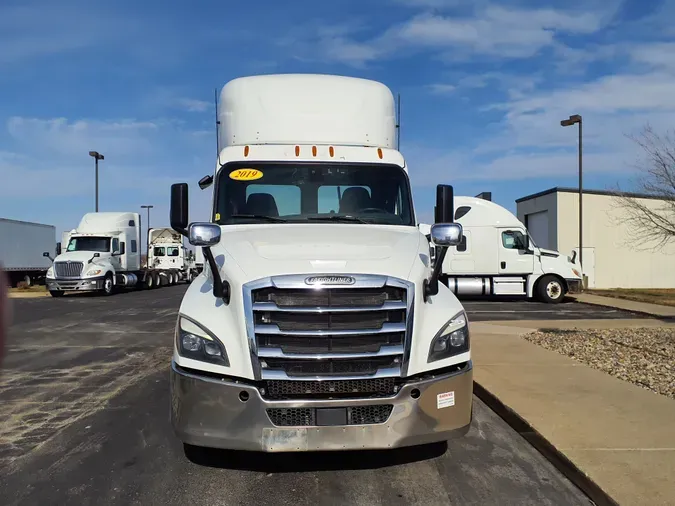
[527,211,549,250]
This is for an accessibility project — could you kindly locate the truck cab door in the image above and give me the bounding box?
[111,238,123,271]
[498,229,534,274]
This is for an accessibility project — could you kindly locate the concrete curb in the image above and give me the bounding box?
[473,381,619,506]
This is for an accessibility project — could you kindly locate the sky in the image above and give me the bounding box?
[1,0,674,244]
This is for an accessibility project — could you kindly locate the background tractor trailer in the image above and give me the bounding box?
[147,227,198,284]
[421,196,582,303]
[0,218,57,287]
[168,73,473,454]
[46,212,166,296]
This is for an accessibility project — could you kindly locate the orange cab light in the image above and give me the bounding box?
[312,146,317,157]
[244,146,249,157]
[295,146,300,156]
[329,146,334,157]
[377,148,383,159]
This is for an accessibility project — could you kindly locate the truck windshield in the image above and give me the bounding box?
[66,237,111,253]
[153,247,165,257]
[214,163,415,226]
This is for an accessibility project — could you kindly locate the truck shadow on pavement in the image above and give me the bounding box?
[182,441,448,472]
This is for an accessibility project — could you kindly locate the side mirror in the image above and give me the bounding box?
[56,242,62,255]
[171,183,189,235]
[431,223,462,247]
[434,184,454,224]
[112,250,120,256]
[43,252,50,257]
[93,253,101,258]
[198,175,214,190]
[188,223,221,247]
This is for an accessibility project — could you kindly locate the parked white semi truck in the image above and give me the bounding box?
[147,227,198,284]
[421,196,582,303]
[46,212,163,296]
[169,74,472,454]
[0,218,57,287]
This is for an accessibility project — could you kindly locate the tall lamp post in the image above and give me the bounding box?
[88,151,105,212]
[141,205,153,268]
[560,114,583,284]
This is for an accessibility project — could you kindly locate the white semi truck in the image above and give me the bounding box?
[169,74,472,454]
[46,212,164,296]
[0,218,57,287]
[421,196,582,303]
[147,227,198,284]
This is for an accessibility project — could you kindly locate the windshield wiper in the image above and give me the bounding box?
[229,214,288,223]
[307,215,368,224]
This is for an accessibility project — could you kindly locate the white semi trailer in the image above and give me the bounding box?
[46,212,164,296]
[421,196,582,303]
[0,218,56,287]
[168,74,472,455]
[147,227,198,284]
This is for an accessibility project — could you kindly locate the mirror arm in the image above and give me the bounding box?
[202,246,230,303]
[424,245,448,302]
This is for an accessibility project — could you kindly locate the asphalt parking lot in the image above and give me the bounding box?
[462,297,646,321]
[0,287,595,505]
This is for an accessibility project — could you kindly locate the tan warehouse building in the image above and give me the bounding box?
[516,187,675,289]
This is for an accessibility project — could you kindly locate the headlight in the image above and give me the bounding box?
[428,310,470,363]
[176,316,229,366]
[46,267,54,278]
[86,268,102,276]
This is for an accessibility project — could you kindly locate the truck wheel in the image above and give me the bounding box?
[144,273,154,289]
[537,275,565,303]
[23,274,32,287]
[103,274,115,296]
[50,290,64,297]
[169,272,176,285]
[186,270,194,283]
[153,272,162,288]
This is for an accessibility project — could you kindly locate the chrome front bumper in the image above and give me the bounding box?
[171,361,473,452]
[46,276,105,292]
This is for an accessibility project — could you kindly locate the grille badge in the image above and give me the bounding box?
[305,275,355,286]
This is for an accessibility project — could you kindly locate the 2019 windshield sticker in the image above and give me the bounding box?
[229,169,263,181]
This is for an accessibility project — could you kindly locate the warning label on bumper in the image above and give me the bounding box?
[437,391,455,409]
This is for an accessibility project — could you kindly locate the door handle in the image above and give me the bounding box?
[501,261,506,269]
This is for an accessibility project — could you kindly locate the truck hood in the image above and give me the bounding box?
[216,224,423,282]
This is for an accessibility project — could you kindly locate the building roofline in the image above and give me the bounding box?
[515,187,670,203]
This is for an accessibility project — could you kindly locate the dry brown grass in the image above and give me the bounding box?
[587,288,675,307]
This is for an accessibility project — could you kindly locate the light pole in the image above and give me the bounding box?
[141,205,153,267]
[560,114,583,284]
[89,151,105,212]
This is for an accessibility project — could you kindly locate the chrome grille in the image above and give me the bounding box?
[244,274,414,389]
[54,261,83,278]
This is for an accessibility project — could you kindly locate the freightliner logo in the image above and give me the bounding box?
[304,275,355,286]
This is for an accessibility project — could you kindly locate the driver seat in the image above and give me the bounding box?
[246,193,279,217]
[339,187,371,213]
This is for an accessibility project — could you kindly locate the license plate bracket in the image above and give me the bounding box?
[316,407,347,426]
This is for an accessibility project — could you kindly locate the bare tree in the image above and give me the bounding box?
[612,125,675,250]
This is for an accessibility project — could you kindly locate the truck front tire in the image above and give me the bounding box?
[537,275,565,304]
[103,274,115,296]
[50,290,64,297]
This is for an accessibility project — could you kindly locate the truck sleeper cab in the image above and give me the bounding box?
[422,197,583,303]
[170,74,473,453]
